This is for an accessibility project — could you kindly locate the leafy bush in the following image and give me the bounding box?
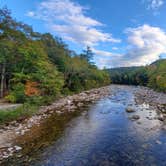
[6,83,26,103]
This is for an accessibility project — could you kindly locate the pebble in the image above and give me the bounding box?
[126,107,136,113]
[158,116,164,121]
[130,115,140,120]
[156,140,162,145]
[8,147,13,152]
[14,146,22,151]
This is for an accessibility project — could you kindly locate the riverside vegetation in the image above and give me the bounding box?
[108,59,166,92]
[0,7,110,123]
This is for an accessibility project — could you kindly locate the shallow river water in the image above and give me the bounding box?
[3,86,166,166]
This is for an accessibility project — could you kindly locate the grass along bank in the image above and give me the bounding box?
[0,104,38,124]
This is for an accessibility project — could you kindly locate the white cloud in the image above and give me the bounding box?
[93,49,114,57]
[112,47,118,50]
[26,11,35,17]
[27,0,120,46]
[93,49,123,68]
[118,24,166,67]
[96,24,166,68]
[143,0,164,10]
[125,24,166,64]
[95,54,124,69]
[51,25,119,46]
[148,0,164,9]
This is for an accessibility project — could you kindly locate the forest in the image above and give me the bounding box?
[108,59,166,92]
[0,7,110,105]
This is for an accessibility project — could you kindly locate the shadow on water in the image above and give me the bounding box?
[2,86,166,166]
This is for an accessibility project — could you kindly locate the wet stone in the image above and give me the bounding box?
[157,116,164,121]
[130,115,140,121]
[126,107,136,113]
[156,140,162,145]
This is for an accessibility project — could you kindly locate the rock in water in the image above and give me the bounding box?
[126,107,135,113]
[130,115,140,121]
[157,116,164,121]
[156,140,162,145]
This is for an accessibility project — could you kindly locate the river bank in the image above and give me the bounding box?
[0,86,111,162]
[134,86,166,115]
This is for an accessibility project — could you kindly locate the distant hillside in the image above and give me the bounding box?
[107,59,166,92]
[150,59,166,66]
[107,66,147,86]
[108,66,142,74]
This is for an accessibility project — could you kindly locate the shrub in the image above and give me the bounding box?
[5,83,26,103]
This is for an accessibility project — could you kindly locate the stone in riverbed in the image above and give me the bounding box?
[146,116,153,120]
[67,100,72,105]
[156,140,162,145]
[130,115,140,121]
[161,109,166,114]
[126,107,136,113]
[161,126,166,130]
[14,146,22,151]
[137,121,141,124]
[157,116,164,121]
[142,144,149,149]
[56,110,63,114]
[77,102,84,107]
[7,147,14,152]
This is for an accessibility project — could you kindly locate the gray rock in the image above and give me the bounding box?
[142,143,149,149]
[56,110,63,114]
[126,107,136,113]
[77,102,84,107]
[157,116,164,121]
[161,109,166,114]
[14,146,22,151]
[7,147,13,152]
[156,140,162,145]
[130,115,140,120]
[146,117,153,120]
[161,126,166,130]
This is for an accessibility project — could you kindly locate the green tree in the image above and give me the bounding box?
[80,46,94,63]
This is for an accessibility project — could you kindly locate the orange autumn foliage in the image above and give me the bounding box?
[25,81,40,96]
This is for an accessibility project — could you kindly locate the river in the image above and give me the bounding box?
[2,85,166,166]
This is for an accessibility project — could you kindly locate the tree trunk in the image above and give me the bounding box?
[0,63,5,98]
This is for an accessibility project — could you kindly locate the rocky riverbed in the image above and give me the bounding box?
[134,86,166,118]
[0,85,166,164]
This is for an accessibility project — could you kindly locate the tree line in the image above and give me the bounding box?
[108,59,166,92]
[0,7,110,104]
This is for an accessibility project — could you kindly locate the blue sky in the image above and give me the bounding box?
[1,0,166,68]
